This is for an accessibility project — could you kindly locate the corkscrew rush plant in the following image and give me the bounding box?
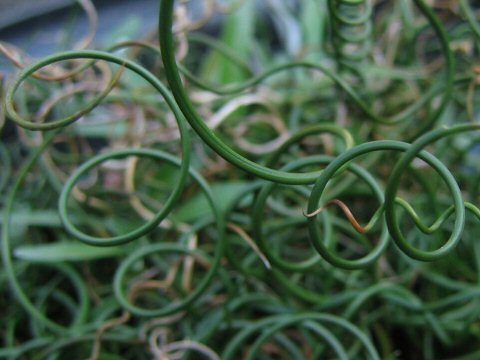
[1,0,480,358]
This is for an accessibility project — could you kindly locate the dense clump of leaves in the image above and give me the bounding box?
[1,0,480,359]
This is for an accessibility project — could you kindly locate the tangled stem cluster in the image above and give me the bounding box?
[1,0,480,358]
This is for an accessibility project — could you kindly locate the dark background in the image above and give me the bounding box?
[0,0,159,70]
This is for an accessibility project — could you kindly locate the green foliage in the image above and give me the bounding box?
[1,0,480,359]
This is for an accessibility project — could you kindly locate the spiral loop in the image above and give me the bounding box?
[328,0,373,68]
